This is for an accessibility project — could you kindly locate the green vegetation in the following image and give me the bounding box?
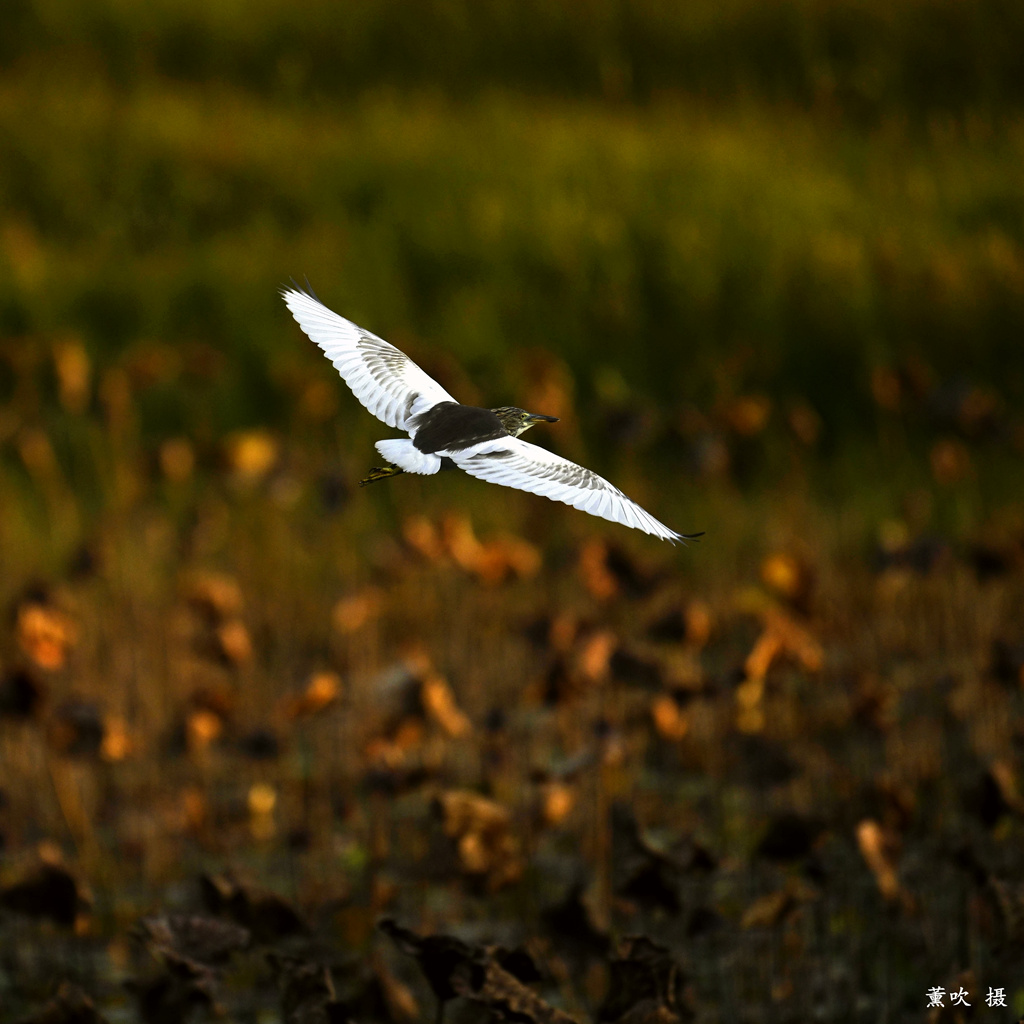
[2,86,1022,432]
[6,0,1024,117]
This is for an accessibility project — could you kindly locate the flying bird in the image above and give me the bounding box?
[282,285,700,544]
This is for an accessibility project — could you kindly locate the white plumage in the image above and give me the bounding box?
[374,438,442,475]
[282,286,455,431]
[449,438,679,540]
[282,285,697,544]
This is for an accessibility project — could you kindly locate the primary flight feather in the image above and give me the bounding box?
[282,285,700,544]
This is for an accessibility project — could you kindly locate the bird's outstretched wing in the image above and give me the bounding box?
[282,286,458,432]
[450,437,696,544]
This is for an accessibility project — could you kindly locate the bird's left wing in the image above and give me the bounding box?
[450,437,695,543]
[282,286,458,432]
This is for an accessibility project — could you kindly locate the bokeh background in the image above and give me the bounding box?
[2,2,1024,1021]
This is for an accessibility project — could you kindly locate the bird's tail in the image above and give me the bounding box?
[374,439,443,475]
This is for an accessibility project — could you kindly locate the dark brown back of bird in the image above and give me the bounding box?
[412,403,507,453]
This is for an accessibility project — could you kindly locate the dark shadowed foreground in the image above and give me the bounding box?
[2,447,1024,1021]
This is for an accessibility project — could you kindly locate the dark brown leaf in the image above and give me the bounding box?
[16,982,109,1024]
[269,954,353,1024]
[0,863,88,927]
[380,920,578,1024]
[137,914,251,965]
[597,937,689,1024]
[199,872,306,944]
[126,949,219,1024]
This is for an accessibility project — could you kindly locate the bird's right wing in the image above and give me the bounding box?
[282,286,458,432]
[450,437,697,544]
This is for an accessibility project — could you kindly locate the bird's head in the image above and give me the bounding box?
[492,407,559,437]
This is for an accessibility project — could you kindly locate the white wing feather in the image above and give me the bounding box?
[449,437,685,543]
[282,286,457,432]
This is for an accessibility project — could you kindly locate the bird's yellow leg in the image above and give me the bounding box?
[359,464,406,487]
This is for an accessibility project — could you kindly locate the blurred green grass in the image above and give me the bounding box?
[1,0,1023,552]
[3,81,1023,401]
[7,0,1024,117]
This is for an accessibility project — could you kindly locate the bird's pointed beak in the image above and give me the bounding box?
[527,413,559,424]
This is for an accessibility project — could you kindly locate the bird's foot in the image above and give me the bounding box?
[359,464,405,487]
